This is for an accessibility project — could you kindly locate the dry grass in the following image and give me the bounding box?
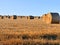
[0,19,60,45]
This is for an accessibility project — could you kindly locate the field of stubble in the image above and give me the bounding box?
[0,19,60,45]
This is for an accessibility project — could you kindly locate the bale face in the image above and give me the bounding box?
[41,14,52,24]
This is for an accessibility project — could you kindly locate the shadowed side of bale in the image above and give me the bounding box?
[13,15,17,19]
[27,16,34,19]
[50,13,59,24]
[0,15,1,19]
[41,12,59,24]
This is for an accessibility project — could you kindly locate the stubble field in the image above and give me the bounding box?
[0,18,60,45]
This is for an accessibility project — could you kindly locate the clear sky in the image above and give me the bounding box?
[0,0,60,16]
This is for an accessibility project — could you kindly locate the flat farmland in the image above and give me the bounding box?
[0,19,60,45]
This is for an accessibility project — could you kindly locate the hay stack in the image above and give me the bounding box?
[41,13,59,24]
[27,16,34,19]
[13,15,17,19]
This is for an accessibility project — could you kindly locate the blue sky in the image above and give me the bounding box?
[0,0,60,16]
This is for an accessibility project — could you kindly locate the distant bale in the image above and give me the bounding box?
[38,16,40,19]
[29,16,34,19]
[41,13,59,24]
[1,16,4,19]
[13,15,17,19]
[4,16,10,19]
[8,16,10,19]
[0,15,1,17]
